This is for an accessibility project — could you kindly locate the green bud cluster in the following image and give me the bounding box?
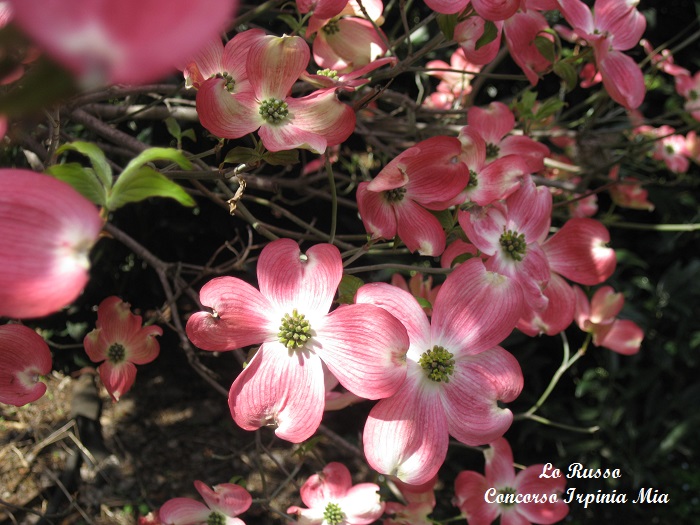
[108,343,126,363]
[485,142,500,158]
[259,98,289,123]
[499,229,527,261]
[278,309,312,349]
[418,345,456,383]
[323,502,345,525]
[207,512,225,525]
[384,187,407,203]
[317,68,339,79]
[214,71,236,92]
[322,19,340,35]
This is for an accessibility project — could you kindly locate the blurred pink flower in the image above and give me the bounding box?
[390,272,441,316]
[574,285,643,355]
[7,0,239,86]
[556,0,646,109]
[84,296,162,402]
[357,136,470,256]
[0,324,52,406]
[287,462,384,524]
[425,48,481,108]
[356,258,524,484]
[186,239,408,443]
[608,165,654,211]
[384,477,437,525]
[0,169,103,319]
[454,438,569,525]
[160,480,251,525]
[196,34,355,153]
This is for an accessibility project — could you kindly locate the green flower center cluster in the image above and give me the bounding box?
[278,309,312,349]
[107,343,126,363]
[259,98,289,123]
[486,142,500,158]
[317,68,339,80]
[207,511,225,525]
[499,487,518,507]
[499,229,527,261]
[322,19,340,35]
[384,187,407,203]
[215,71,236,92]
[418,345,455,383]
[323,502,345,525]
[468,169,479,188]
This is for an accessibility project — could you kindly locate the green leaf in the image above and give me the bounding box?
[223,146,264,166]
[56,141,112,189]
[47,163,108,206]
[553,61,578,92]
[337,275,365,304]
[107,166,195,210]
[475,21,498,50]
[416,297,433,311]
[263,149,300,166]
[120,147,193,180]
[534,97,565,120]
[534,35,556,63]
[181,129,197,143]
[437,14,458,41]
[164,117,182,141]
[430,209,454,232]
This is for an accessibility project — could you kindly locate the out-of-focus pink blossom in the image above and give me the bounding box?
[287,462,384,524]
[391,273,441,316]
[0,169,103,319]
[160,481,251,525]
[0,324,52,406]
[356,258,524,484]
[675,71,700,122]
[196,34,356,154]
[186,239,408,443]
[455,17,504,65]
[357,136,470,256]
[574,286,643,355]
[504,8,553,85]
[636,125,690,173]
[556,0,646,109]
[640,39,689,77]
[84,297,162,402]
[384,477,437,525]
[454,438,569,525]
[7,0,239,86]
[425,48,481,108]
[608,165,654,211]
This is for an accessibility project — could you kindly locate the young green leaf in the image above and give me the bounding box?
[106,166,196,210]
[56,141,112,189]
[47,163,108,206]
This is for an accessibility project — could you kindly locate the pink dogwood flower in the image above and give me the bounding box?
[196,34,355,153]
[0,169,103,319]
[7,0,239,86]
[608,165,654,211]
[160,480,252,525]
[185,239,409,443]
[454,438,569,525]
[357,136,470,256]
[312,16,389,73]
[503,5,554,85]
[675,71,700,121]
[356,258,524,485]
[0,324,52,406]
[425,48,482,108]
[455,17,504,66]
[573,285,643,355]
[84,296,162,402]
[556,0,646,109]
[287,462,385,524]
[384,477,437,525]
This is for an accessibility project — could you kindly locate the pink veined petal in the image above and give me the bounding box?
[83,328,107,363]
[182,38,223,88]
[315,303,408,399]
[221,29,268,83]
[340,483,385,524]
[300,462,353,507]
[123,325,162,365]
[453,471,500,525]
[455,18,504,65]
[98,360,136,402]
[228,342,326,442]
[517,272,575,336]
[484,438,516,487]
[394,198,447,256]
[595,0,646,51]
[441,348,523,445]
[0,325,52,406]
[556,0,595,35]
[471,0,522,21]
[0,169,102,319]
[355,283,432,351]
[504,10,553,86]
[93,296,142,345]
[514,465,569,524]
[590,285,624,323]
[248,34,310,100]
[458,126,488,170]
[322,18,388,70]
[297,0,348,18]
[159,497,211,525]
[458,203,508,255]
[424,0,470,14]
[572,285,592,331]
[258,121,329,154]
[8,0,239,85]
[470,155,529,206]
[598,319,643,355]
[543,218,617,285]
[500,135,550,173]
[186,276,275,351]
[432,258,524,354]
[313,28,351,71]
[468,102,515,145]
[505,178,552,243]
[357,182,398,240]
[257,238,342,317]
[367,147,418,192]
[363,374,449,485]
[194,481,252,518]
[195,79,261,139]
[597,47,646,109]
[283,88,356,151]
[501,511,531,525]
[441,239,481,269]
